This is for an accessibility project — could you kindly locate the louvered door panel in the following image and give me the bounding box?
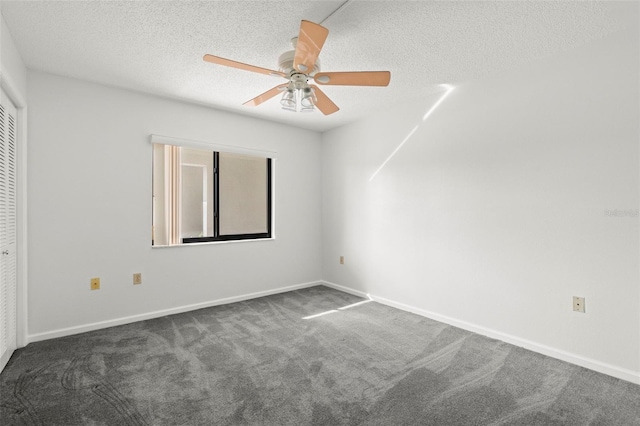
[0,89,18,373]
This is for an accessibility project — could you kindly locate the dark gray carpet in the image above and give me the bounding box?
[1,285,639,425]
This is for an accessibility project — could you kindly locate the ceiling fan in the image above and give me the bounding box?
[203,20,391,115]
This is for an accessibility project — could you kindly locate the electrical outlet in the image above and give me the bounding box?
[573,296,585,313]
[339,256,344,265]
[133,273,142,285]
[90,277,100,290]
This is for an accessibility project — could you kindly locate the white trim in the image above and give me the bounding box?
[25,278,640,384]
[16,106,27,349]
[0,348,12,373]
[0,69,28,350]
[150,134,277,159]
[321,280,369,298]
[319,281,640,385]
[152,237,276,248]
[27,280,321,343]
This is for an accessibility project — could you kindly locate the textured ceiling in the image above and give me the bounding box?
[1,1,635,132]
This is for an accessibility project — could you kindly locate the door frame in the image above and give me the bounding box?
[1,71,28,348]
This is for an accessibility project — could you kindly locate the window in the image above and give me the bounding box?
[152,138,273,246]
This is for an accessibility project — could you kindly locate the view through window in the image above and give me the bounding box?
[152,143,272,245]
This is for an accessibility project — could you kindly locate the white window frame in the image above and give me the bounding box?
[150,135,276,247]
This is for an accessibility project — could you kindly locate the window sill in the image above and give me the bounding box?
[151,237,275,248]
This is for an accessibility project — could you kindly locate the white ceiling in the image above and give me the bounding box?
[1,1,634,132]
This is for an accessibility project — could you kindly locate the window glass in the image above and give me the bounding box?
[181,148,214,239]
[152,144,272,245]
[219,152,268,235]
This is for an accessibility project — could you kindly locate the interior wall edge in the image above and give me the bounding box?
[26,280,323,345]
[321,280,370,299]
[0,70,27,108]
[320,280,640,386]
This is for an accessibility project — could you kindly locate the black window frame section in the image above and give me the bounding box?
[182,152,272,244]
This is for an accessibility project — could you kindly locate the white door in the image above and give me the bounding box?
[0,87,18,373]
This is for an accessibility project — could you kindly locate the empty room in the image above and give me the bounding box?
[1,1,639,424]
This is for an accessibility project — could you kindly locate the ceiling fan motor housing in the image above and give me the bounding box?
[288,72,310,90]
[278,37,321,76]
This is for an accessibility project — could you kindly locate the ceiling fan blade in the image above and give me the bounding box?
[311,85,339,115]
[293,20,329,74]
[203,54,286,78]
[314,71,391,86]
[243,84,288,107]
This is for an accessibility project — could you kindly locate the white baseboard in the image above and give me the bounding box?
[321,280,370,299]
[320,280,640,385]
[0,347,14,373]
[26,279,640,385]
[27,280,321,344]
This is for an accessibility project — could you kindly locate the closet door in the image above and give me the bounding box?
[0,87,17,372]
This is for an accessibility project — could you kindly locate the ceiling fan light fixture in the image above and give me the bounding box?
[300,87,316,112]
[300,99,315,112]
[280,89,297,111]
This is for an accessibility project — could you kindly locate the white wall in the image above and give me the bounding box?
[27,71,322,338]
[0,10,27,100]
[322,24,639,383]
